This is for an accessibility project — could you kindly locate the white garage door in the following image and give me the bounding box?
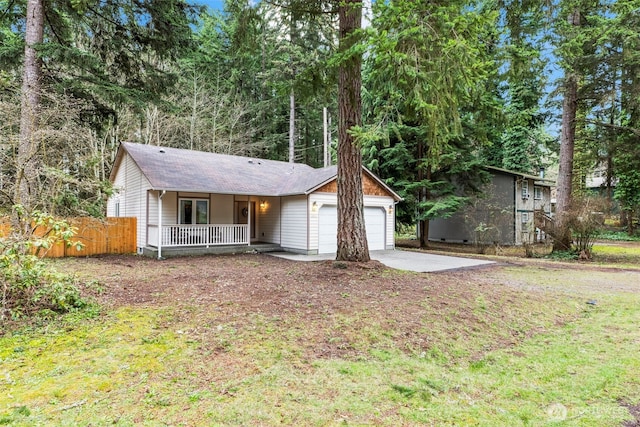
[318,206,386,254]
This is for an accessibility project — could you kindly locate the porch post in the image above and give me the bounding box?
[158,190,165,259]
[247,199,251,246]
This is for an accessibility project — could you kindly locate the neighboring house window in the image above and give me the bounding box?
[179,199,209,225]
[115,202,120,218]
[522,212,530,223]
[534,186,542,200]
[522,180,529,198]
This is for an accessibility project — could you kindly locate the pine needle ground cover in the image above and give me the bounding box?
[1,253,639,426]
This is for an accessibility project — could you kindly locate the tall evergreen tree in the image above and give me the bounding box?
[497,0,552,174]
[594,0,640,231]
[615,1,640,232]
[263,0,369,261]
[553,0,601,251]
[336,0,369,261]
[363,0,496,247]
[16,0,44,215]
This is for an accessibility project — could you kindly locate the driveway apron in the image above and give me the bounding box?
[269,249,494,273]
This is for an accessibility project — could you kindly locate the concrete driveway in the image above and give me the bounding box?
[269,249,494,273]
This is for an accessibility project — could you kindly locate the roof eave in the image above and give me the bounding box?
[148,187,288,197]
[486,165,555,186]
[108,143,127,182]
[534,180,554,187]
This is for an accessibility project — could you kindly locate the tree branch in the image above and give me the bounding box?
[0,0,17,21]
[584,119,640,137]
[262,0,338,16]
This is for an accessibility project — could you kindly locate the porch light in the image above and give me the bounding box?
[311,201,318,212]
[388,205,394,214]
[260,200,267,210]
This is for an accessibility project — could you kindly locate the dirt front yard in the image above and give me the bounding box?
[2,252,639,426]
[60,253,582,360]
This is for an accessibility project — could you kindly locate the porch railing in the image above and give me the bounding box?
[159,224,249,247]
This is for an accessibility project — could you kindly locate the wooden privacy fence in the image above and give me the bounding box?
[0,217,136,258]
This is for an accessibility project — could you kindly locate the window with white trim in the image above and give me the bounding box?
[115,201,120,217]
[521,212,530,223]
[179,199,209,225]
[534,186,542,200]
[522,180,529,198]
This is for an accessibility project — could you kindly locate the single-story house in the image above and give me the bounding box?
[107,142,401,258]
[586,164,618,204]
[428,166,554,245]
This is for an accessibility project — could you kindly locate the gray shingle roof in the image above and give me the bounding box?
[114,142,341,196]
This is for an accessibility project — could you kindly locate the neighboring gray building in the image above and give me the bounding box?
[429,167,554,246]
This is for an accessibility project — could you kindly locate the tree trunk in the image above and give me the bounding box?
[323,107,329,167]
[189,69,198,150]
[553,9,581,252]
[605,151,613,204]
[417,141,431,248]
[554,72,578,251]
[16,0,44,215]
[288,10,296,164]
[336,0,369,262]
[419,218,430,248]
[289,89,295,163]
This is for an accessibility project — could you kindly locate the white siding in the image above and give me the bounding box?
[107,153,152,250]
[308,192,338,252]
[162,192,178,224]
[148,191,178,226]
[147,191,158,247]
[148,191,158,225]
[258,196,281,244]
[211,194,234,224]
[280,195,308,251]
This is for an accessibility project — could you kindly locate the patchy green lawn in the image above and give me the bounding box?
[592,242,640,266]
[1,252,639,426]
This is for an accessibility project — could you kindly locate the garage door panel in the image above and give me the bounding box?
[318,206,338,253]
[364,208,385,250]
[318,206,385,254]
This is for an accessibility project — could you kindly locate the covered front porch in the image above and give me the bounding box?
[145,190,281,258]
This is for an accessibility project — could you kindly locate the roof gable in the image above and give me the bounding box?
[312,169,399,199]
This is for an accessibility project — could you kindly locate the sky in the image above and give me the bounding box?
[197,0,225,12]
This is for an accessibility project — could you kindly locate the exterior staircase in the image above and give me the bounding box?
[534,210,555,238]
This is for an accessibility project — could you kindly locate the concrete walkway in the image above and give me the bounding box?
[269,249,494,273]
